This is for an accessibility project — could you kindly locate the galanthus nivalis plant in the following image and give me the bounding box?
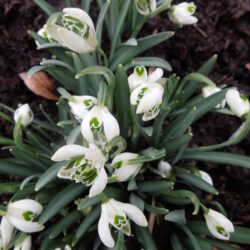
[1,0,250,249]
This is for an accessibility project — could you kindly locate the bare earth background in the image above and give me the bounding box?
[0,0,250,246]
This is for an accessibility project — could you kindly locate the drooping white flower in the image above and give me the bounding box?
[168,2,198,26]
[44,8,97,53]
[128,66,163,90]
[0,216,14,249]
[68,95,97,120]
[135,0,157,15]
[198,170,213,186]
[98,199,148,248]
[51,144,108,197]
[6,199,44,233]
[158,161,172,178]
[81,106,120,145]
[14,235,32,250]
[130,82,164,121]
[226,89,250,118]
[14,104,34,127]
[204,209,234,240]
[202,85,226,108]
[111,153,143,182]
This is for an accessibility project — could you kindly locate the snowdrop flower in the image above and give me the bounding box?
[111,153,143,182]
[130,82,164,121]
[44,8,97,53]
[14,235,31,250]
[158,161,172,178]
[98,199,148,248]
[14,104,34,127]
[168,2,198,26]
[128,65,163,90]
[68,95,97,120]
[81,106,120,145]
[226,89,250,118]
[51,144,108,197]
[0,216,14,249]
[202,85,226,108]
[135,0,156,15]
[6,199,44,233]
[198,170,213,186]
[204,209,234,240]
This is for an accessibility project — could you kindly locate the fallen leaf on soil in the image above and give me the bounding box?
[245,63,250,72]
[19,71,59,100]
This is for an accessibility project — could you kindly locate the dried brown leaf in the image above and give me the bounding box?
[19,71,59,100]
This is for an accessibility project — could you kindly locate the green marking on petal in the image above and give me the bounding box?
[216,225,228,237]
[83,99,94,108]
[90,117,102,134]
[135,66,145,76]
[22,211,35,221]
[187,5,196,13]
[137,87,148,102]
[113,161,123,169]
[62,15,90,39]
[114,214,130,234]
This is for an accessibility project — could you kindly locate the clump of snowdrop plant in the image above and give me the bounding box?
[1,0,250,249]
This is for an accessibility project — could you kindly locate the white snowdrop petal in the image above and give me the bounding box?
[102,108,120,141]
[9,199,43,215]
[130,84,148,105]
[51,144,87,161]
[98,205,115,248]
[147,68,164,83]
[1,216,14,247]
[44,24,63,43]
[116,202,148,227]
[8,217,44,233]
[57,28,94,53]
[89,167,108,197]
[112,153,138,164]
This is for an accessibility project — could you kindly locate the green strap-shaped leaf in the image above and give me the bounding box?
[35,162,64,191]
[40,59,75,73]
[115,65,131,138]
[49,210,83,239]
[181,151,250,169]
[76,66,115,109]
[138,180,174,193]
[165,210,187,225]
[77,195,102,210]
[0,183,20,195]
[125,56,172,71]
[192,111,250,151]
[96,0,110,44]
[73,206,101,246]
[178,226,201,250]
[161,190,200,215]
[176,171,218,195]
[0,159,38,176]
[170,233,183,250]
[110,0,131,55]
[135,225,158,250]
[110,31,174,71]
[33,0,56,15]
[39,183,86,224]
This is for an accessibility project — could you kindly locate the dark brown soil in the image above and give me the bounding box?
[1,0,250,247]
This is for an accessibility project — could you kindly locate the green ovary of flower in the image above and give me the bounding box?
[62,15,90,39]
[187,5,196,13]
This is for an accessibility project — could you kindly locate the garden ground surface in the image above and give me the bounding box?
[0,0,250,248]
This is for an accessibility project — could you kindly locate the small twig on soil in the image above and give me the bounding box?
[148,197,156,233]
[194,25,208,38]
